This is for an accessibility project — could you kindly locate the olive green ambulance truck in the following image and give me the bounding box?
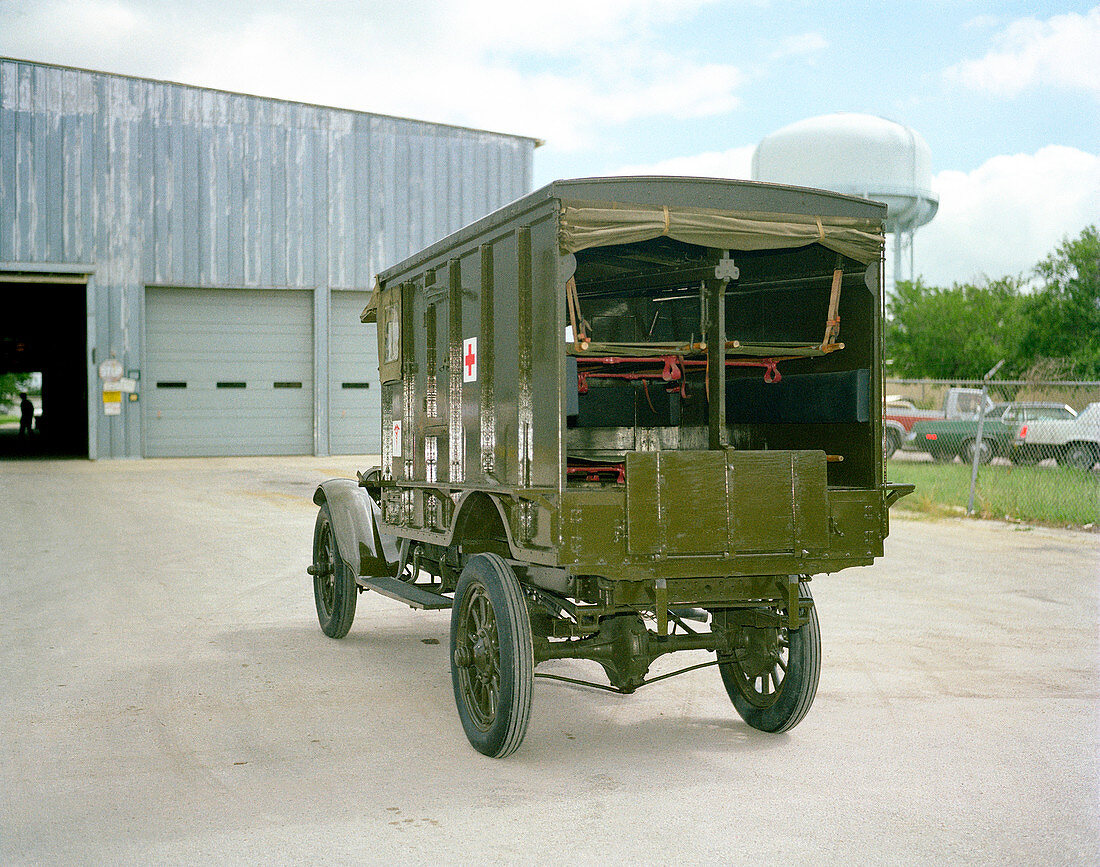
[309,177,912,757]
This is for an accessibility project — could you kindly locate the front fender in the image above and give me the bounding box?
[313,479,399,578]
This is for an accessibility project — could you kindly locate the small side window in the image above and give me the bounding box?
[384,299,400,364]
[377,282,404,384]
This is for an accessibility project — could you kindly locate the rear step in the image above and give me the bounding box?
[356,575,452,610]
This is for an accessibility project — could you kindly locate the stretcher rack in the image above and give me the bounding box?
[566,266,847,368]
[565,459,626,484]
[573,339,844,391]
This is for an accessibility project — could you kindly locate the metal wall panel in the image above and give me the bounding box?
[0,58,537,457]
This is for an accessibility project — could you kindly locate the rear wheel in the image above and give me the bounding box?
[962,437,992,465]
[1059,443,1099,470]
[450,553,533,758]
[718,581,820,733]
[312,502,357,638]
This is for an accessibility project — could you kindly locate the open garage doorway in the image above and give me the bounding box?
[0,276,89,459]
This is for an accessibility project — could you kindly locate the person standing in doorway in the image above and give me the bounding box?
[18,392,34,437]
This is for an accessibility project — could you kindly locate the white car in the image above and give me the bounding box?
[1013,402,1100,469]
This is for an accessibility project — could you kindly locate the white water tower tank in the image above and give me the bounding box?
[752,113,938,289]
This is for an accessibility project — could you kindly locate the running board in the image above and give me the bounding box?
[356,575,452,610]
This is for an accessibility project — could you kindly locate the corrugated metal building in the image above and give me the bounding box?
[0,58,537,458]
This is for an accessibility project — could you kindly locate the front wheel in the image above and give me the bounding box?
[312,502,357,638]
[885,430,902,459]
[450,553,534,758]
[718,581,820,733]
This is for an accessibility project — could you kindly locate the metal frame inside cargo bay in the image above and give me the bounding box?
[0,57,538,458]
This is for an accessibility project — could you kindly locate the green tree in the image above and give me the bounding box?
[1017,224,1100,379]
[1,372,32,413]
[885,276,1026,378]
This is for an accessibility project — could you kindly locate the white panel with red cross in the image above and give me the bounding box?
[391,419,402,458]
[462,337,477,383]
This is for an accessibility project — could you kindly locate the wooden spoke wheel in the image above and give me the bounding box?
[450,553,533,758]
[311,503,357,639]
[718,580,820,733]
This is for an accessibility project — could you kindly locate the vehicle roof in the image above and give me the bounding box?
[543,176,886,216]
[375,176,887,284]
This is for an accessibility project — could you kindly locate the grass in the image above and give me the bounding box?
[887,460,1099,529]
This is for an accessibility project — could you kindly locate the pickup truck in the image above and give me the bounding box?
[1012,402,1100,469]
[883,388,990,458]
[908,402,1076,464]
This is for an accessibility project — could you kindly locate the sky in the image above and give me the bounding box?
[1,0,1098,287]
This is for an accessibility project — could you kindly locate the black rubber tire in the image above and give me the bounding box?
[1059,443,1100,470]
[885,430,902,459]
[312,502,357,639]
[450,553,534,758]
[961,437,992,465]
[718,581,820,734]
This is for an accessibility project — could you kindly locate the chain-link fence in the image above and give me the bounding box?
[885,378,1100,528]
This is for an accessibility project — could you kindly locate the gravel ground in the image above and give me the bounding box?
[2,456,1097,865]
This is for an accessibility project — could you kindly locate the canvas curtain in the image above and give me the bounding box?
[558,200,884,264]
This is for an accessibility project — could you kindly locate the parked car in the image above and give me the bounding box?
[884,388,991,458]
[1013,402,1100,469]
[908,402,1077,464]
[884,397,939,458]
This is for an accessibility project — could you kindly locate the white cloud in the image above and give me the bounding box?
[945,7,1100,97]
[914,146,1100,286]
[615,144,756,178]
[449,0,721,54]
[0,0,743,150]
[57,0,140,38]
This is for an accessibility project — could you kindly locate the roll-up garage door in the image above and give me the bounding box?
[145,288,314,457]
[329,290,381,454]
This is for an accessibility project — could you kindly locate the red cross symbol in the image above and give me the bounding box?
[463,337,477,382]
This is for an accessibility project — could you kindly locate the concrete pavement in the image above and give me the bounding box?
[1,456,1097,864]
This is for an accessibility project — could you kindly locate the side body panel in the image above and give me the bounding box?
[374,195,563,561]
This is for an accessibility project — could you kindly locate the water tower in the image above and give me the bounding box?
[751,113,938,292]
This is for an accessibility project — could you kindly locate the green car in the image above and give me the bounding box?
[909,402,1076,464]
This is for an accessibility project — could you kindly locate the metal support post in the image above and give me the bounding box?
[707,251,734,450]
[968,359,1004,515]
